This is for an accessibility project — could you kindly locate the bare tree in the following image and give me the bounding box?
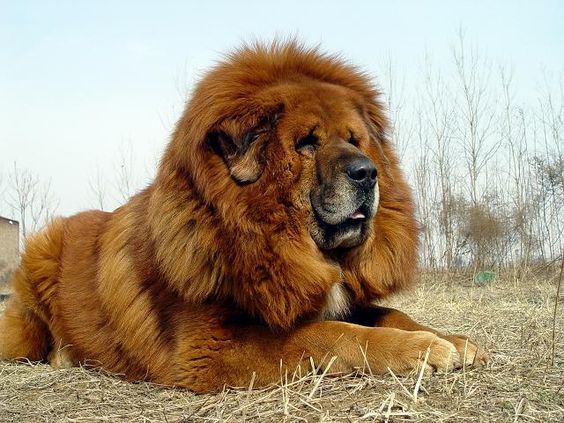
[114,140,138,203]
[452,30,500,206]
[380,57,414,162]
[533,74,564,261]
[499,67,538,269]
[89,164,109,211]
[412,106,438,270]
[7,163,58,239]
[421,54,459,269]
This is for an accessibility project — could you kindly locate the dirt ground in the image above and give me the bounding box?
[0,272,562,422]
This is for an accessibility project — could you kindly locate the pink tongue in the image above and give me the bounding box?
[350,211,366,220]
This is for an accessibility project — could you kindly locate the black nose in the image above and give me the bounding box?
[345,157,377,187]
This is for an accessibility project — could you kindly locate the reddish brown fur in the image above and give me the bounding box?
[0,42,487,392]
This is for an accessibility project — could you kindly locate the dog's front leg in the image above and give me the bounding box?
[346,306,489,368]
[173,319,463,392]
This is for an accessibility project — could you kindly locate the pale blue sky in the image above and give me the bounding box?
[1,1,563,216]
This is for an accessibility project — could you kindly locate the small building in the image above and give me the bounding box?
[0,216,19,284]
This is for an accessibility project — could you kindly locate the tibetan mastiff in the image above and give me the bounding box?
[0,42,487,392]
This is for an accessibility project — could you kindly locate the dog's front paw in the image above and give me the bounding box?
[443,334,489,367]
[382,330,461,374]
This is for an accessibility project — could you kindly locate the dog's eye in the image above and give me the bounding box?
[348,131,360,147]
[296,133,319,152]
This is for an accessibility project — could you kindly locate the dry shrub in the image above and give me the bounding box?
[449,197,509,269]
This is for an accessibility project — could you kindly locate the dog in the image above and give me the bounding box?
[0,41,487,392]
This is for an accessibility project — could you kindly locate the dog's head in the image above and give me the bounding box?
[159,42,418,327]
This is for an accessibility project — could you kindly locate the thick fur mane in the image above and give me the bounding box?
[139,42,418,329]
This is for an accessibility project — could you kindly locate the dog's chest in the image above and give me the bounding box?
[318,283,351,321]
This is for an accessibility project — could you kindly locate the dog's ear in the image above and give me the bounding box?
[208,129,266,184]
[208,104,283,184]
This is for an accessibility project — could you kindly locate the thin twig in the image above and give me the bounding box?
[387,368,413,400]
[413,347,430,402]
[308,356,337,399]
[551,252,563,366]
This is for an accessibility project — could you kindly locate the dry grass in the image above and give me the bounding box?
[1,273,563,422]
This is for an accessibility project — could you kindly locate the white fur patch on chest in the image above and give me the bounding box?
[318,282,351,320]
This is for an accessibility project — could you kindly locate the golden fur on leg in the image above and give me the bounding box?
[0,297,50,361]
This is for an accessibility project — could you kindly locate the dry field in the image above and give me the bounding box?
[1,272,562,422]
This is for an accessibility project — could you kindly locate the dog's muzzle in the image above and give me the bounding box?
[310,141,379,249]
